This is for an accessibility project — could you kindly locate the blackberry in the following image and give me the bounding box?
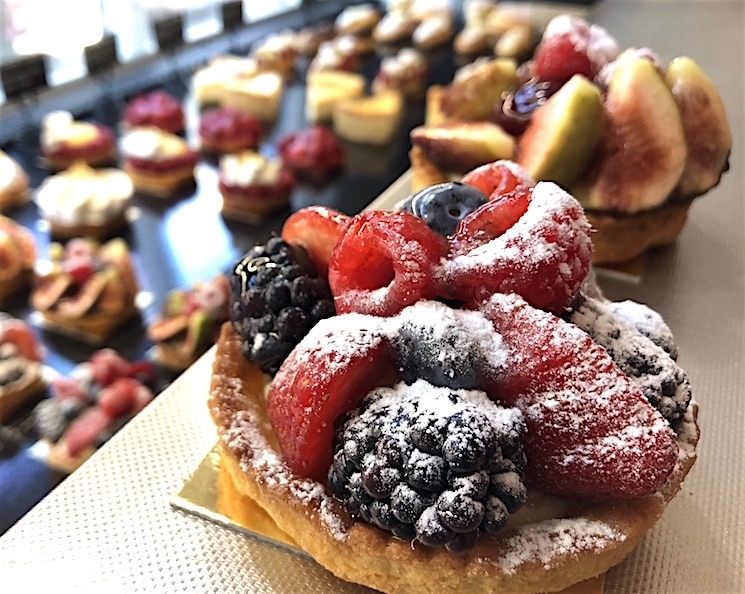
[327,379,527,553]
[230,238,335,375]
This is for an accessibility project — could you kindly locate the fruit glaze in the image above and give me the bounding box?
[210,160,698,594]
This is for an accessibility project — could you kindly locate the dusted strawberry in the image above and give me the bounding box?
[328,211,449,317]
[281,206,350,276]
[478,292,678,500]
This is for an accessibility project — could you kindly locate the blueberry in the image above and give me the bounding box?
[401,182,489,237]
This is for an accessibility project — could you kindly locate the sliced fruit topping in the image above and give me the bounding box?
[396,182,489,237]
[230,236,335,375]
[478,292,678,500]
[327,380,527,551]
[280,206,351,277]
[328,211,449,317]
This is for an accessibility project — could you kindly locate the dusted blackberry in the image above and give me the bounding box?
[327,379,527,552]
[230,237,335,375]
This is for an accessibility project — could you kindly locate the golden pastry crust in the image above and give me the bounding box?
[0,152,29,211]
[48,214,129,242]
[0,363,44,422]
[209,324,699,594]
[43,144,115,172]
[220,190,290,222]
[123,161,196,198]
[36,301,140,343]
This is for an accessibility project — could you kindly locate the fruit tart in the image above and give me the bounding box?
[33,348,156,473]
[218,150,294,221]
[0,315,45,423]
[40,111,116,171]
[417,15,732,265]
[251,31,298,78]
[147,273,230,371]
[372,48,428,97]
[0,150,29,211]
[31,238,140,343]
[122,90,185,134]
[278,125,345,181]
[120,126,198,197]
[0,215,36,305]
[209,162,699,594]
[307,37,362,74]
[198,107,262,154]
[35,161,133,240]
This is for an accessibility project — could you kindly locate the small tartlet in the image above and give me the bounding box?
[122,90,185,135]
[41,111,116,171]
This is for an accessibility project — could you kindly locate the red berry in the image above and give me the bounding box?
[478,293,678,500]
[51,376,90,405]
[267,316,398,482]
[278,125,345,180]
[97,377,140,418]
[328,211,449,317]
[126,360,158,387]
[1,319,43,361]
[64,408,113,458]
[63,256,95,284]
[281,206,351,276]
[461,161,533,199]
[90,348,130,386]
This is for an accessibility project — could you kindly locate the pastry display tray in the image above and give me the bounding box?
[0,1,743,593]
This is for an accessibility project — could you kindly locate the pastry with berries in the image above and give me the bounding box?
[278,125,344,181]
[147,274,230,371]
[0,215,36,305]
[0,150,29,211]
[0,315,45,422]
[40,111,116,171]
[120,127,198,197]
[209,160,699,594]
[251,31,298,77]
[372,48,428,97]
[122,90,185,134]
[31,238,140,343]
[198,107,262,154]
[218,151,294,221]
[33,348,156,473]
[307,37,362,74]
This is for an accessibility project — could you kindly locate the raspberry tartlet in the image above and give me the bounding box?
[35,162,133,240]
[210,162,699,593]
[0,150,29,211]
[122,90,185,135]
[120,127,198,197]
[278,125,344,181]
[31,238,140,343]
[218,151,294,221]
[41,111,116,171]
[198,107,262,154]
[0,215,36,305]
[0,315,45,422]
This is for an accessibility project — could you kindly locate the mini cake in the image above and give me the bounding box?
[33,348,156,473]
[198,107,262,154]
[218,151,294,221]
[252,31,298,77]
[0,215,36,304]
[122,90,185,134]
[31,237,140,342]
[334,3,380,36]
[222,71,284,121]
[372,48,428,97]
[0,315,45,423]
[278,125,345,181]
[305,70,366,123]
[120,127,198,197]
[333,91,403,145]
[210,163,698,594]
[0,150,29,211]
[40,111,116,171]
[35,162,133,240]
[191,55,258,106]
[147,274,230,371]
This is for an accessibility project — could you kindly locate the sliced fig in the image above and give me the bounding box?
[56,273,108,318]
[147,314,190,343]
[32,273,73,311]
[180,309,213,357]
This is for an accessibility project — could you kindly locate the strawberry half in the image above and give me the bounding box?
[281,206,350,277]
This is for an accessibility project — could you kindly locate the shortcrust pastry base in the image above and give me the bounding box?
[124,162,196,198]
[220,190,290,222]
[0,269,33,305]
[43,145,116,172]
[36,301,140,343]
[0,365,45,422]
[47,213,129,242]
[0,159,29,211]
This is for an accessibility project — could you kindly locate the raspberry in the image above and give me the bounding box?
[97,377,140,418]
[281,206,350,277]
[51,376,91,405]
[278,125,345,180]
[328,211,449,317]
[327,380,527,552]
[438,181,592,315]
[90,349,130,387]
[460,160,535,199]
[478,292,679,500]
[64,407,114,458]
[266,313,398,482]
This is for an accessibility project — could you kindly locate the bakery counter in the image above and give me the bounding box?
[1,0,744,592]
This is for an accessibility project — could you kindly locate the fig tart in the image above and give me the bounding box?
[0,315,45,423]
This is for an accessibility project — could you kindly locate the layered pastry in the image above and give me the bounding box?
[40,111,116,171]
[147,274,230,371]
[198,107,262,154]
[305,70,366,123]
[191,55,258,106]
[334,3,380,36]
[122,90,185,134]
[0,150,29,211]
[252,31,298,77]
[210,163,698,594]
[0,315,45,423]
[31,237,140,342]
[35,162,133,240]
[372,48,428,97]
[278,125,345,181]
[120,127,198,197]
[0,215,36,304]
[333,91,403,145]
[33,348,156,473]
[416,15,732,264]
[222,71,284,121]
[218,151,294,221]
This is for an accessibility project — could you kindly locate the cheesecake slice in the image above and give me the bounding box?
[223,71,284,121]
[333,91,403,145]
[305,70,366,123]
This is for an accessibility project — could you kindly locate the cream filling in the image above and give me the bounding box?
[220,151,282,187]
[42,111,99,150]
[120,127,189,161]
